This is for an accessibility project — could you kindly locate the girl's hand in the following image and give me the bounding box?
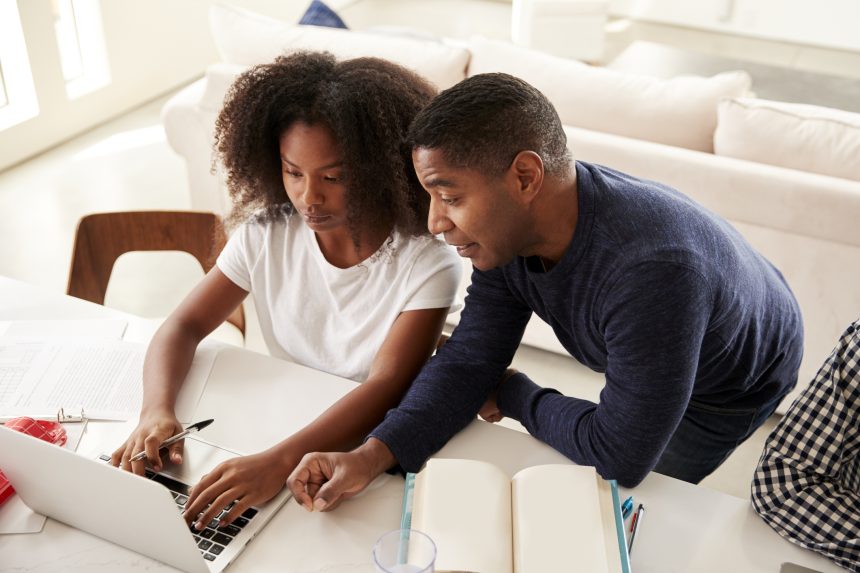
[183,450,293,529]
[111,410,184,475]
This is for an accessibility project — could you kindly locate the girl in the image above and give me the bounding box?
[112,51,460,530]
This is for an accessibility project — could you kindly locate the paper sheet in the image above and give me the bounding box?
[0,319,128,340]
[0,337,219,422]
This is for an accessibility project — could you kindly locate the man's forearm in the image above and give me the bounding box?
[367,353,493,472]
[496,372,670,488]
[369,265,533,472]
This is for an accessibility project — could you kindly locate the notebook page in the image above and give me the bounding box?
[511,464,610,573]
[412,458,513,573]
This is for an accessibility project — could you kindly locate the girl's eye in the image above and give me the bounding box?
[323,175,341,183]
[284,169,302,178]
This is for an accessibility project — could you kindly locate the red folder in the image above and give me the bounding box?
[0,418,67,506]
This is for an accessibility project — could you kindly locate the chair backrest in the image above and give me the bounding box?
[66,211,245,336]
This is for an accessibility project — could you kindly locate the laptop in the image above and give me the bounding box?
[0,425,291,573]
[780,564,824,573]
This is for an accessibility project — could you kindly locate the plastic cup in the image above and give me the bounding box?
[372,529,436,573]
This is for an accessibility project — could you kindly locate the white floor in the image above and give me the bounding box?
[2,0,857,500]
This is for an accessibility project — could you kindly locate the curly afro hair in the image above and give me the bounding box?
[214,51,438,242]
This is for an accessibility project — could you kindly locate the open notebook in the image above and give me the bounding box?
[408,459,631,573]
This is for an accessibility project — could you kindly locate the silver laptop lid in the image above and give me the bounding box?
[0,426,209,573]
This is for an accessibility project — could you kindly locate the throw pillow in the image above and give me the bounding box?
[298,0,347,29]
[209,3,470,90]
[467,36,752,153]
[714,97,860,182]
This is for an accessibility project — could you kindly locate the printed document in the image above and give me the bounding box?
[0,336,218,422]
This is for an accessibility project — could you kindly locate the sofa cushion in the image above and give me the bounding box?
[714,97,860,182]
[298,0,347,29]
[468,36,751,152]
[209,3,470,90]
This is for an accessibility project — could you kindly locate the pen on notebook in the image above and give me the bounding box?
[628,503,645,554]
[621,495,634,519]
[129,419,214,462]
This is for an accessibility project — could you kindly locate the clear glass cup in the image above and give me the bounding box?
[372,528,436,573]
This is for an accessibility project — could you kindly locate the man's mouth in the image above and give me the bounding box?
[452,242,477,257]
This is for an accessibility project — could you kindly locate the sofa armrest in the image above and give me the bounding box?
[161,66,250,215]
[161,77,207,159]
[198,63,249,113]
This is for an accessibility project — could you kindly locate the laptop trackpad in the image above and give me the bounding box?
[156,436,242,486]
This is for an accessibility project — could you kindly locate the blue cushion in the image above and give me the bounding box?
[298,0,348,29]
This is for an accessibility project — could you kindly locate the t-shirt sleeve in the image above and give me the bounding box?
[215,220,264,292]
[400,239,463,313]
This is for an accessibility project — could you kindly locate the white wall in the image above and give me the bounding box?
[609,0,860,52]
[0,0,323,172]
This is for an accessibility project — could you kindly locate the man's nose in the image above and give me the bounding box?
[427,197,453,235]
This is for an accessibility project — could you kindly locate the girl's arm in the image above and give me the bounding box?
[111,268,248,473]
[183,305,449,528]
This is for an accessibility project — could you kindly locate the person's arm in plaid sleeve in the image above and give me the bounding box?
[751,319,860,571]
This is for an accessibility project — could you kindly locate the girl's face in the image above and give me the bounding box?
[279,122,348,234]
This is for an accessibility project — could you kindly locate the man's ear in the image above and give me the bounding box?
[509,150,544,205]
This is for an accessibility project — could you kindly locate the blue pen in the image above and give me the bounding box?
[621,496,634,519]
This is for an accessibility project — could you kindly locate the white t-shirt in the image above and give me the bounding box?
[217,211,462,382]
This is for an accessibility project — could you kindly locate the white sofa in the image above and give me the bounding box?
[162,4,860,410]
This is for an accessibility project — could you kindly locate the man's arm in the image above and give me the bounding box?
[368,266,533,472]
[286,266,532,510]
[497,261,713,487]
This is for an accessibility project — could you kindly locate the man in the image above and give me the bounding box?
[286,73,803,511]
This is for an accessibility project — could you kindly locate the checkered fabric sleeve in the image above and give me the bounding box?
[751,318,860,572]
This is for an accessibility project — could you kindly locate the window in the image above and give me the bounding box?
[0,0,39,131]
[53,0,85,83]
[0,63,8,108]
[52,0,110,99]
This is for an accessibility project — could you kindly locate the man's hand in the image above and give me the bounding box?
[287,438,395,512]
[478,367,519,423]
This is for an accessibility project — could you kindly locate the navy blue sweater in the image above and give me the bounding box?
[370,162,803,487]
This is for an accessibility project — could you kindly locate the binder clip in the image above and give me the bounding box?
[56,407,87,424]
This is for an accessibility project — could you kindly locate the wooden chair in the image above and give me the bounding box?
[66,211,245,337]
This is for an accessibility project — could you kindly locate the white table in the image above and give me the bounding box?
[0,276,841,572]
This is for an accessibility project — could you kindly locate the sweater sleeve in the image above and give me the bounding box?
[368,266,533,472]
[497,261,713,487]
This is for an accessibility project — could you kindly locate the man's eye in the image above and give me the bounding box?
[441,197,457,205]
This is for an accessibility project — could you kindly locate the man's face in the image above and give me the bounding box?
[413,147,529,271]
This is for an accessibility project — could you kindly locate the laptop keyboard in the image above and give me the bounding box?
[99,454,259,563]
